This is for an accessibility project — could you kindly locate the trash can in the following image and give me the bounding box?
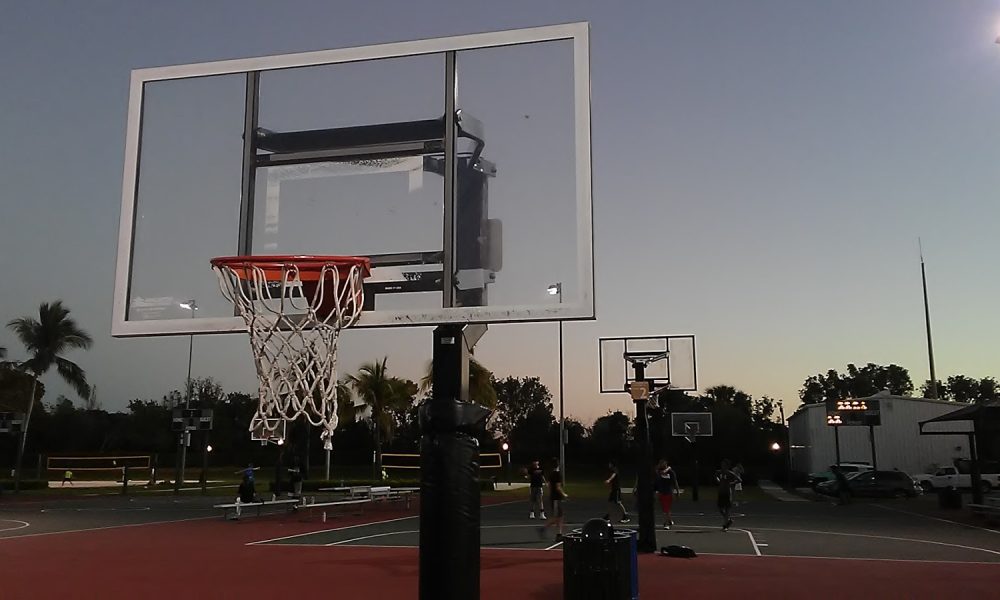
[938,487,962,510]
[563,518,639,600]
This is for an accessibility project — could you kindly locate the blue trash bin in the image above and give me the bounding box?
[563,519,639,599]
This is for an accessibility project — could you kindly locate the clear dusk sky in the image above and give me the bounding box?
[1,0,999,424]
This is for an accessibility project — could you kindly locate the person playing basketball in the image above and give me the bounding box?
[539,458,568,541]
[526,460,546,519]
[236,463,259,482]
[716,459,741,531]
[603,460,631,523]
[655,459,679,529]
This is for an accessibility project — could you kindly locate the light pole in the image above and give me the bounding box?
[502,442,511,485]
[779,400,792,479]
[202,443,212,495]
[547,283,565,484]
[177,300,197,493]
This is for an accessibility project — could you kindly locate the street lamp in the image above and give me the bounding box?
[177,300,197,494]
[771,442,781,452]
[178,300,198,409]
[501,442,511,485]
[547,283,565,483]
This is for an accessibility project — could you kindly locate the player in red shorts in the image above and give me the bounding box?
[654,459,679,529]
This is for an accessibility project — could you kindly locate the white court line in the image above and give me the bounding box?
[750,526,1000,557]
[0,520,30,533]
[871,503,1000,535]
[738,529,762,556]
[698,552,1000,565]
[327,523,565,547]
[0,514,218,541]
[666,523,761,556]
[261,542,559,552]
[329,529,419,546]
[246,499,523,546]
[247,515,419,546]
[542,524,998,561]
[40,507,152,512]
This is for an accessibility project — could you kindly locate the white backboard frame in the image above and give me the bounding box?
[112,22,593,337]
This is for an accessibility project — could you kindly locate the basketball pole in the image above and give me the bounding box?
[630,361,657,554]
[558,318,565,483]
[419,324,490,600]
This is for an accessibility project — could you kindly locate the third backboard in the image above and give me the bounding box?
[113,23,593,336]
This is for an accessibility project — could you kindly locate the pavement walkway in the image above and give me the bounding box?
[758,480,807,501]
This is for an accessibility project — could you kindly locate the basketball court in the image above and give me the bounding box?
[244,496,1000,563]
[2,491,1000,598]
[6,18,969,599]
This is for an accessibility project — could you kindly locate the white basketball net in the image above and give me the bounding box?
[212,260,367,450]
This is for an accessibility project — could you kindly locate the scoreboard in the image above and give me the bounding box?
[825,399,880,426]
[171,408,214,432]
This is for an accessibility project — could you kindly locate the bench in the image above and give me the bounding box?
[370,486,415,508]
[213,497,301,520]
[318,485,416,508]
[319,485,375,500]
[295,498,370,521]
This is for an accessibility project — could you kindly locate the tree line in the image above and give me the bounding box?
[6,300,994,486]
[799,362,999,404]
[2,367,789,485]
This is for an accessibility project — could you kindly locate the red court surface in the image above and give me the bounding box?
[2,509,999,599]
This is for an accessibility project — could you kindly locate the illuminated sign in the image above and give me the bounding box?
[825,399,880,426]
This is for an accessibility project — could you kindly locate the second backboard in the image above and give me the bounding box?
[599,335,697,394]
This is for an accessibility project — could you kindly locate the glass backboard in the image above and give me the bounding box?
[113,23,593,336]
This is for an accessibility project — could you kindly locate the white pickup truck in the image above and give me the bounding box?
[913,466,1000,492]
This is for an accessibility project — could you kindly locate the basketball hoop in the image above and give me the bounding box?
[211,255,371,449]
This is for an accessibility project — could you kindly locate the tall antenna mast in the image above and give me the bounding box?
[919,238,938,398]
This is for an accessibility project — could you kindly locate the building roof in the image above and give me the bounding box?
[919,401,1000,425]
[789,393,961,420]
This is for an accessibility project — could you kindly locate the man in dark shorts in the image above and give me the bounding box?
[526,460,546,519]
[603,460,631,523]
[655,459,679,529]
[539,458,568,540]
[716,459,741,531]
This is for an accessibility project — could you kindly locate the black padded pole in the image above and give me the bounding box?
[419,325,490,600]
[631,362,657,553]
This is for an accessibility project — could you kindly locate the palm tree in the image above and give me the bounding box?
[336,378,359,426]
[420,356,497,409]
[7,301,92,490]
[348,358,417,474]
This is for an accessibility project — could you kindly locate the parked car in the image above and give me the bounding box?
[808,463,872,489]
[912,463,1000,493]
[816,470,922,498]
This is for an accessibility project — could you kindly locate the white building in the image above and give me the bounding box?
[788,393,969,476]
